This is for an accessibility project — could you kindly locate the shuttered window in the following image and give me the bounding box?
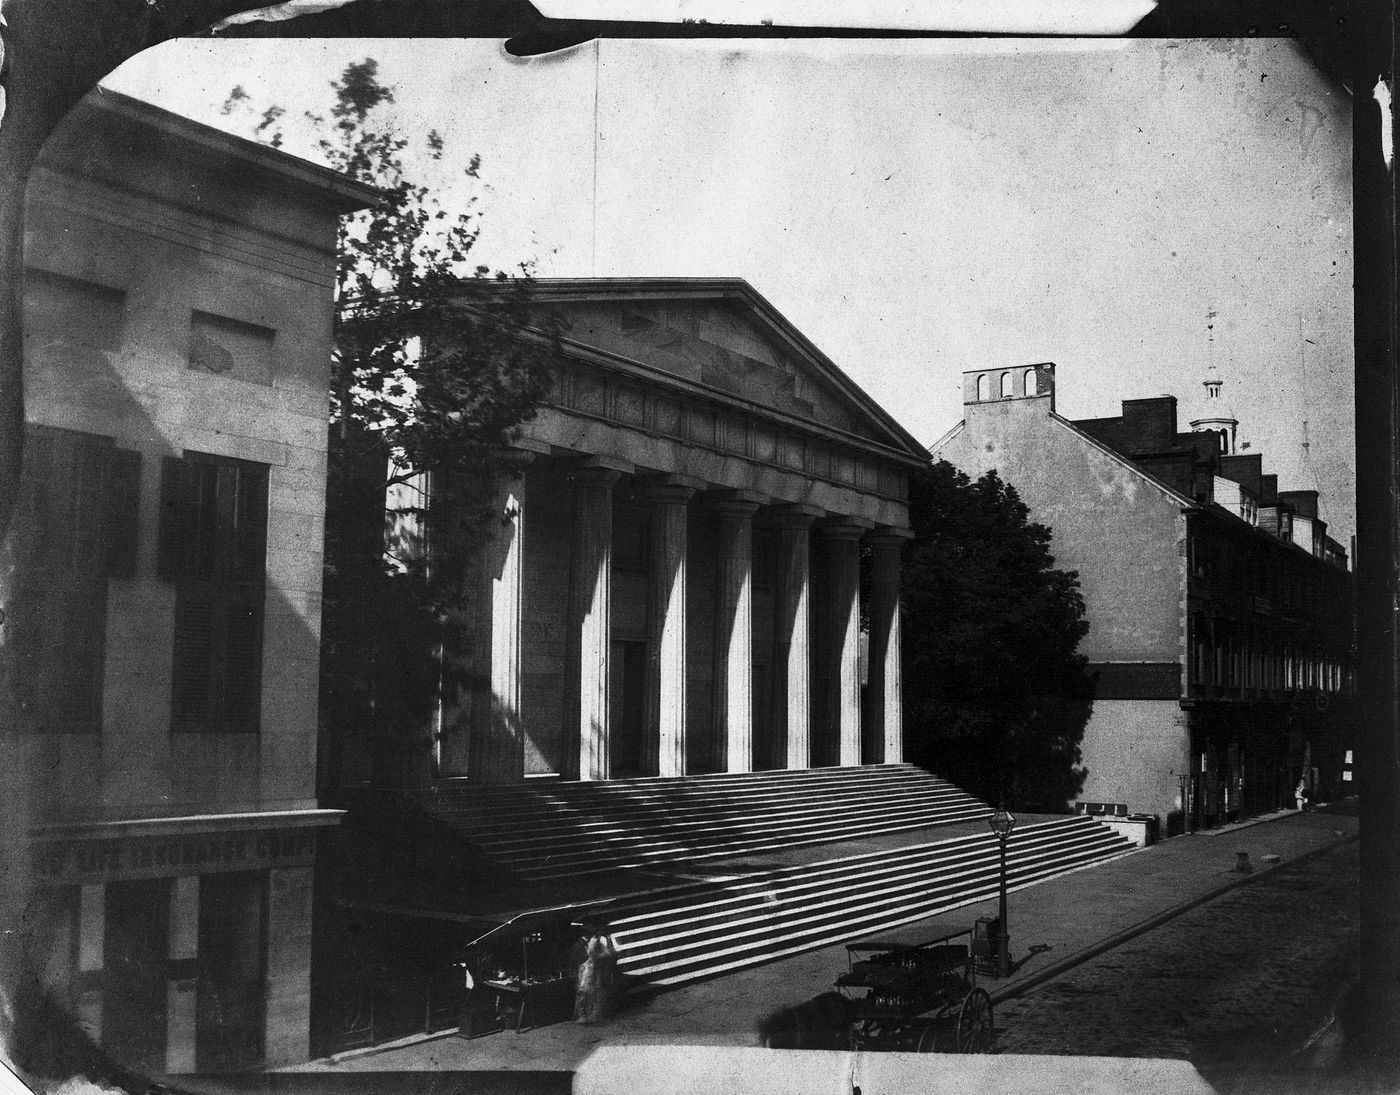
[5,425,139,733]
[159,454,268,734]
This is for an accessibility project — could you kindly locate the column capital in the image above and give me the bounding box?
[507,437,553,457]
[706,489,769,518]
[491,448,539,476]
[866,526,916,547]
[639,473,705,503]
[763,503,823,530]
[818,516,877,541]
[569,454,632,485]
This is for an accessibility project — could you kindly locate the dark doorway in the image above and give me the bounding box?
[103,877,171,1076]
[610,640,646,775]
[197,871,266,1071]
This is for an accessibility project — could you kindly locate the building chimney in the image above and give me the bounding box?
[962,363,1056,412]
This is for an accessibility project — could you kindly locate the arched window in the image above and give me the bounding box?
[1000,371,1013,398]
[976,374,989,401]
[1024,369,1038,396]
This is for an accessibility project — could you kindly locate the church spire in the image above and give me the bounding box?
[1189,307,1238,454]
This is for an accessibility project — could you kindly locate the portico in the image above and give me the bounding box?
[439,279,928,784]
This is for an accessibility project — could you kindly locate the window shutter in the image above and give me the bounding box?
[159,457,218,581]
[231,465,269,582]
[222,600,263,731]
[171,596,214,730]
[158,456,188,581]
[106,449,142,579]
[10,426,111,733]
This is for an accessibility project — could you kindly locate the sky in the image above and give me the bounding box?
[106,36,1356,540]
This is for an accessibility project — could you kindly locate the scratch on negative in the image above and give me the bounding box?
[1374,78,1393,170]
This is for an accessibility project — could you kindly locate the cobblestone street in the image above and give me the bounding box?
[994,838,1359,1087]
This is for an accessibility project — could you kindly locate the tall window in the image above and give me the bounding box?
[1024,369,1038,396]
[159,453,268,733]
[1000,371,1014,398]
[6,425,139,733]
[976,374,990,401]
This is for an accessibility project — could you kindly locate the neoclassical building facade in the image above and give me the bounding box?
[422,279,927,786]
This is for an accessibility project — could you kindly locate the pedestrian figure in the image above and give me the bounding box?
[1295,778,1309,811]
[573,919,618,1024]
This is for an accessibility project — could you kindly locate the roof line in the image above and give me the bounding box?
[927,419,966,452]
[522,277,931,462]
[1050,413,1198,507]
[86,87,383,212]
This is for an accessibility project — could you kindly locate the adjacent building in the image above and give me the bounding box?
[934,363,1352,831]
[7,90,375,1073]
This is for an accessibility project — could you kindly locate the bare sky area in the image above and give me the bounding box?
[106,36,1355,540]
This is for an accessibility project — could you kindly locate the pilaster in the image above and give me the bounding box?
[165,875,199,1073]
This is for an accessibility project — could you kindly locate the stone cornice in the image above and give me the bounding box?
[540,358,909,506]
[71,89,382,215]
[28,166,340,289]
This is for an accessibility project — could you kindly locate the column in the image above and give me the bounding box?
[866,528,913,765]
[76,882,104,1044]
[263,865,315,1066]
[641,477,699,777]
[710,492,765,773]
[571,462,624,781]
[771,506,821,769]
[470,456,532,784]
[165,876,199,1073]
[820,519,872,767]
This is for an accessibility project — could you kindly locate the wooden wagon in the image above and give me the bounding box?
[834,927,994,1053]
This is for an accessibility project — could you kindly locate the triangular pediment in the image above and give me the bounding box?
[528,280,925,459]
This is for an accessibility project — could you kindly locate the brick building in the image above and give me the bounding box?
[6,91,375,1073]
[934,363,1352,830]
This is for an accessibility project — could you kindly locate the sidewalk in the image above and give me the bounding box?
[287,805,1357,1074]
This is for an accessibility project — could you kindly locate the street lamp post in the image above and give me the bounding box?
[987,801,1016,979]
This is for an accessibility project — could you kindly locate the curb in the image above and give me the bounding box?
[985,829,1360,1008]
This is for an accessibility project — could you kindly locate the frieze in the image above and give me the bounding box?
[547,359,911,504]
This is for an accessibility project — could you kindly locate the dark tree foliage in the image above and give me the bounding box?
[227,60,559,788]
[902,460,1094,811]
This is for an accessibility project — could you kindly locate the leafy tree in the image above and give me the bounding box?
[224,59,558,789]
[902,460,1093,811]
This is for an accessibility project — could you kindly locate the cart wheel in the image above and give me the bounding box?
[915,1024,944,1053]
[956,988,993,1052]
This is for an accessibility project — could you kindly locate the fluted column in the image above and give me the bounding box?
[866,528,913,765]
[571,463,623,781]
[471,457,532,783]
[771,506,820,769]
[641,478,698,777]
[820,520,872,767]
[710,492,765,773]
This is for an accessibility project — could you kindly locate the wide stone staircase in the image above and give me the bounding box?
[400,763,990,882]
[603,814,1135,987]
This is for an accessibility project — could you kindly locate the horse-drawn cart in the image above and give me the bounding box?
[834,927,993,1053]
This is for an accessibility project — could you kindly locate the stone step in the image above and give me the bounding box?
[598,816,1134,987]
